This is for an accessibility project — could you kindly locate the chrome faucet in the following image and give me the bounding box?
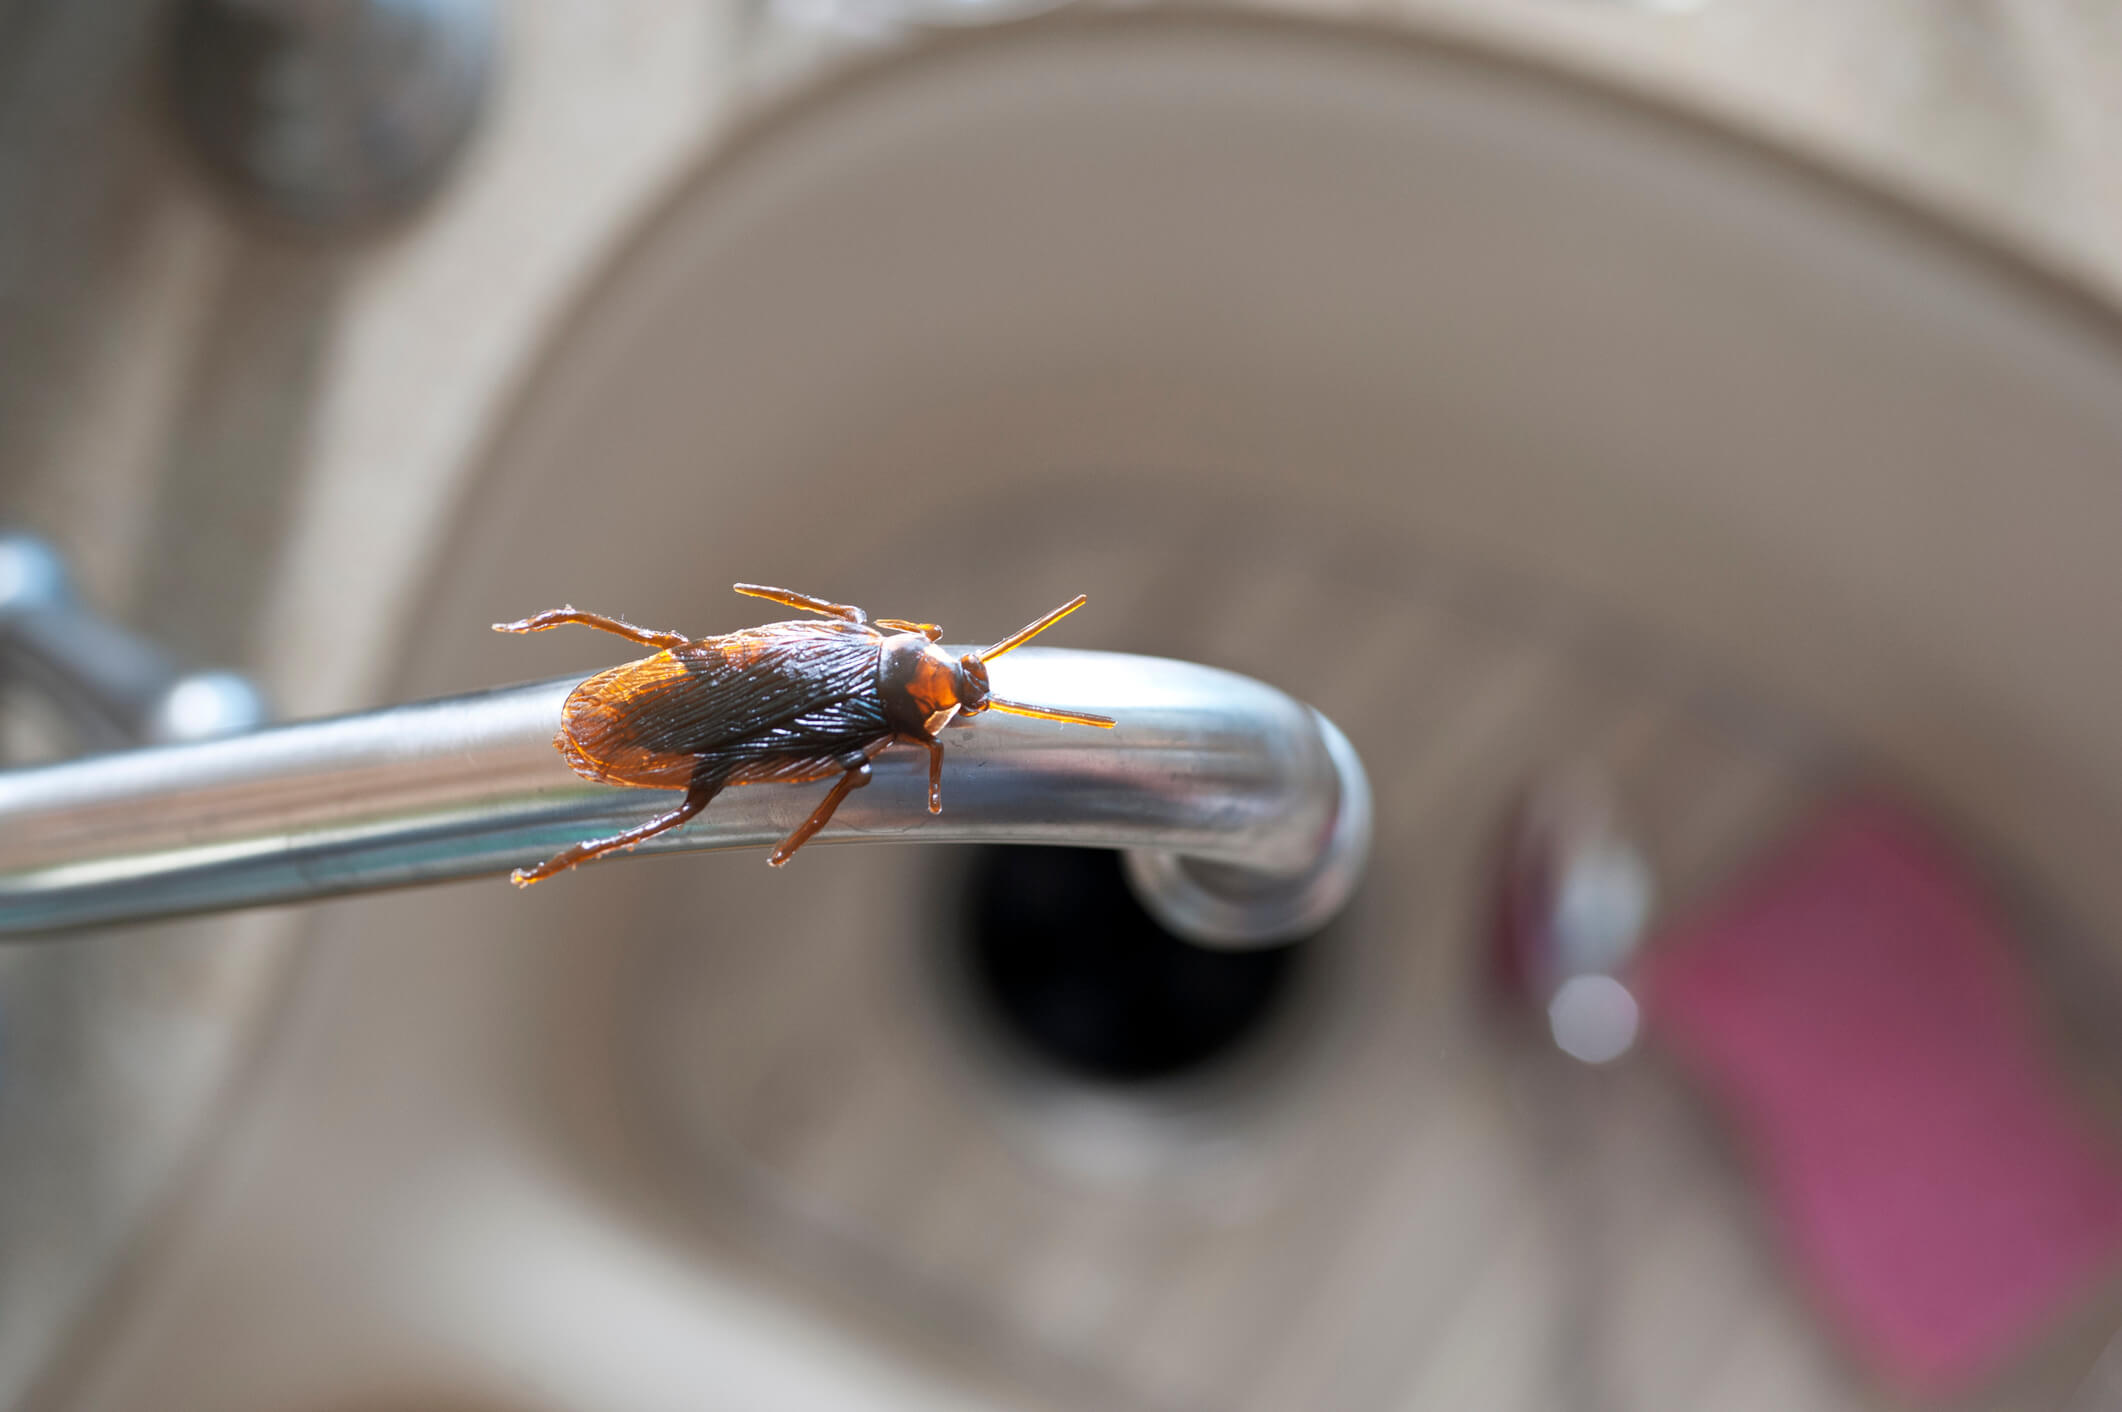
[0,629,1368,946]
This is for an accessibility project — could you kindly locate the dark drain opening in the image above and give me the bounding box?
[954,846,1313,1085]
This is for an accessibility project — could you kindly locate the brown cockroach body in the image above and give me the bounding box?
[495,584,1113,885]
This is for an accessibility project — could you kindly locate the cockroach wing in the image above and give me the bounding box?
[558,619,890,790]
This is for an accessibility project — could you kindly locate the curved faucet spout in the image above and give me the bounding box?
[0,648,1370,946]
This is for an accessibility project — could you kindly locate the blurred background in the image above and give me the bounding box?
[6,0,2122,1408]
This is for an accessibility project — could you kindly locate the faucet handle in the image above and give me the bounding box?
[0,534,270,751]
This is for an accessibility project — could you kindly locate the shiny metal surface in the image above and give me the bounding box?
[1496,772,1654,1065]
[0,532,270,750]
[1123,712,1371,947]
[0,647,1369,939]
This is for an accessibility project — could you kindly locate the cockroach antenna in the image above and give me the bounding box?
[958,596,1116,729]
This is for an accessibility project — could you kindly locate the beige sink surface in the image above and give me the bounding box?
[33,12,2122,1411]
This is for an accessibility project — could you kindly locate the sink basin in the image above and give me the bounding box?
[45,12,2122,1410]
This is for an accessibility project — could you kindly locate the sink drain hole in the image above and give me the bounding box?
[951,847,1312,1085]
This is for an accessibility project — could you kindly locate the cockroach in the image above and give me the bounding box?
[495,584,1114,885]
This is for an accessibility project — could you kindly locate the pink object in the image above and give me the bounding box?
[1638,801,2122,1397]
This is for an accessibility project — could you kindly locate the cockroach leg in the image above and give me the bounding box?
[876,619,944,642]
[732,584,867,624]
[875,735,939,812]
[922,738,943,813]
[767,762,872,867]
[492,608,688,650]
[511,777,722,886]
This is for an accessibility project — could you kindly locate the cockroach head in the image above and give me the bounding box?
[955,653,992,713]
